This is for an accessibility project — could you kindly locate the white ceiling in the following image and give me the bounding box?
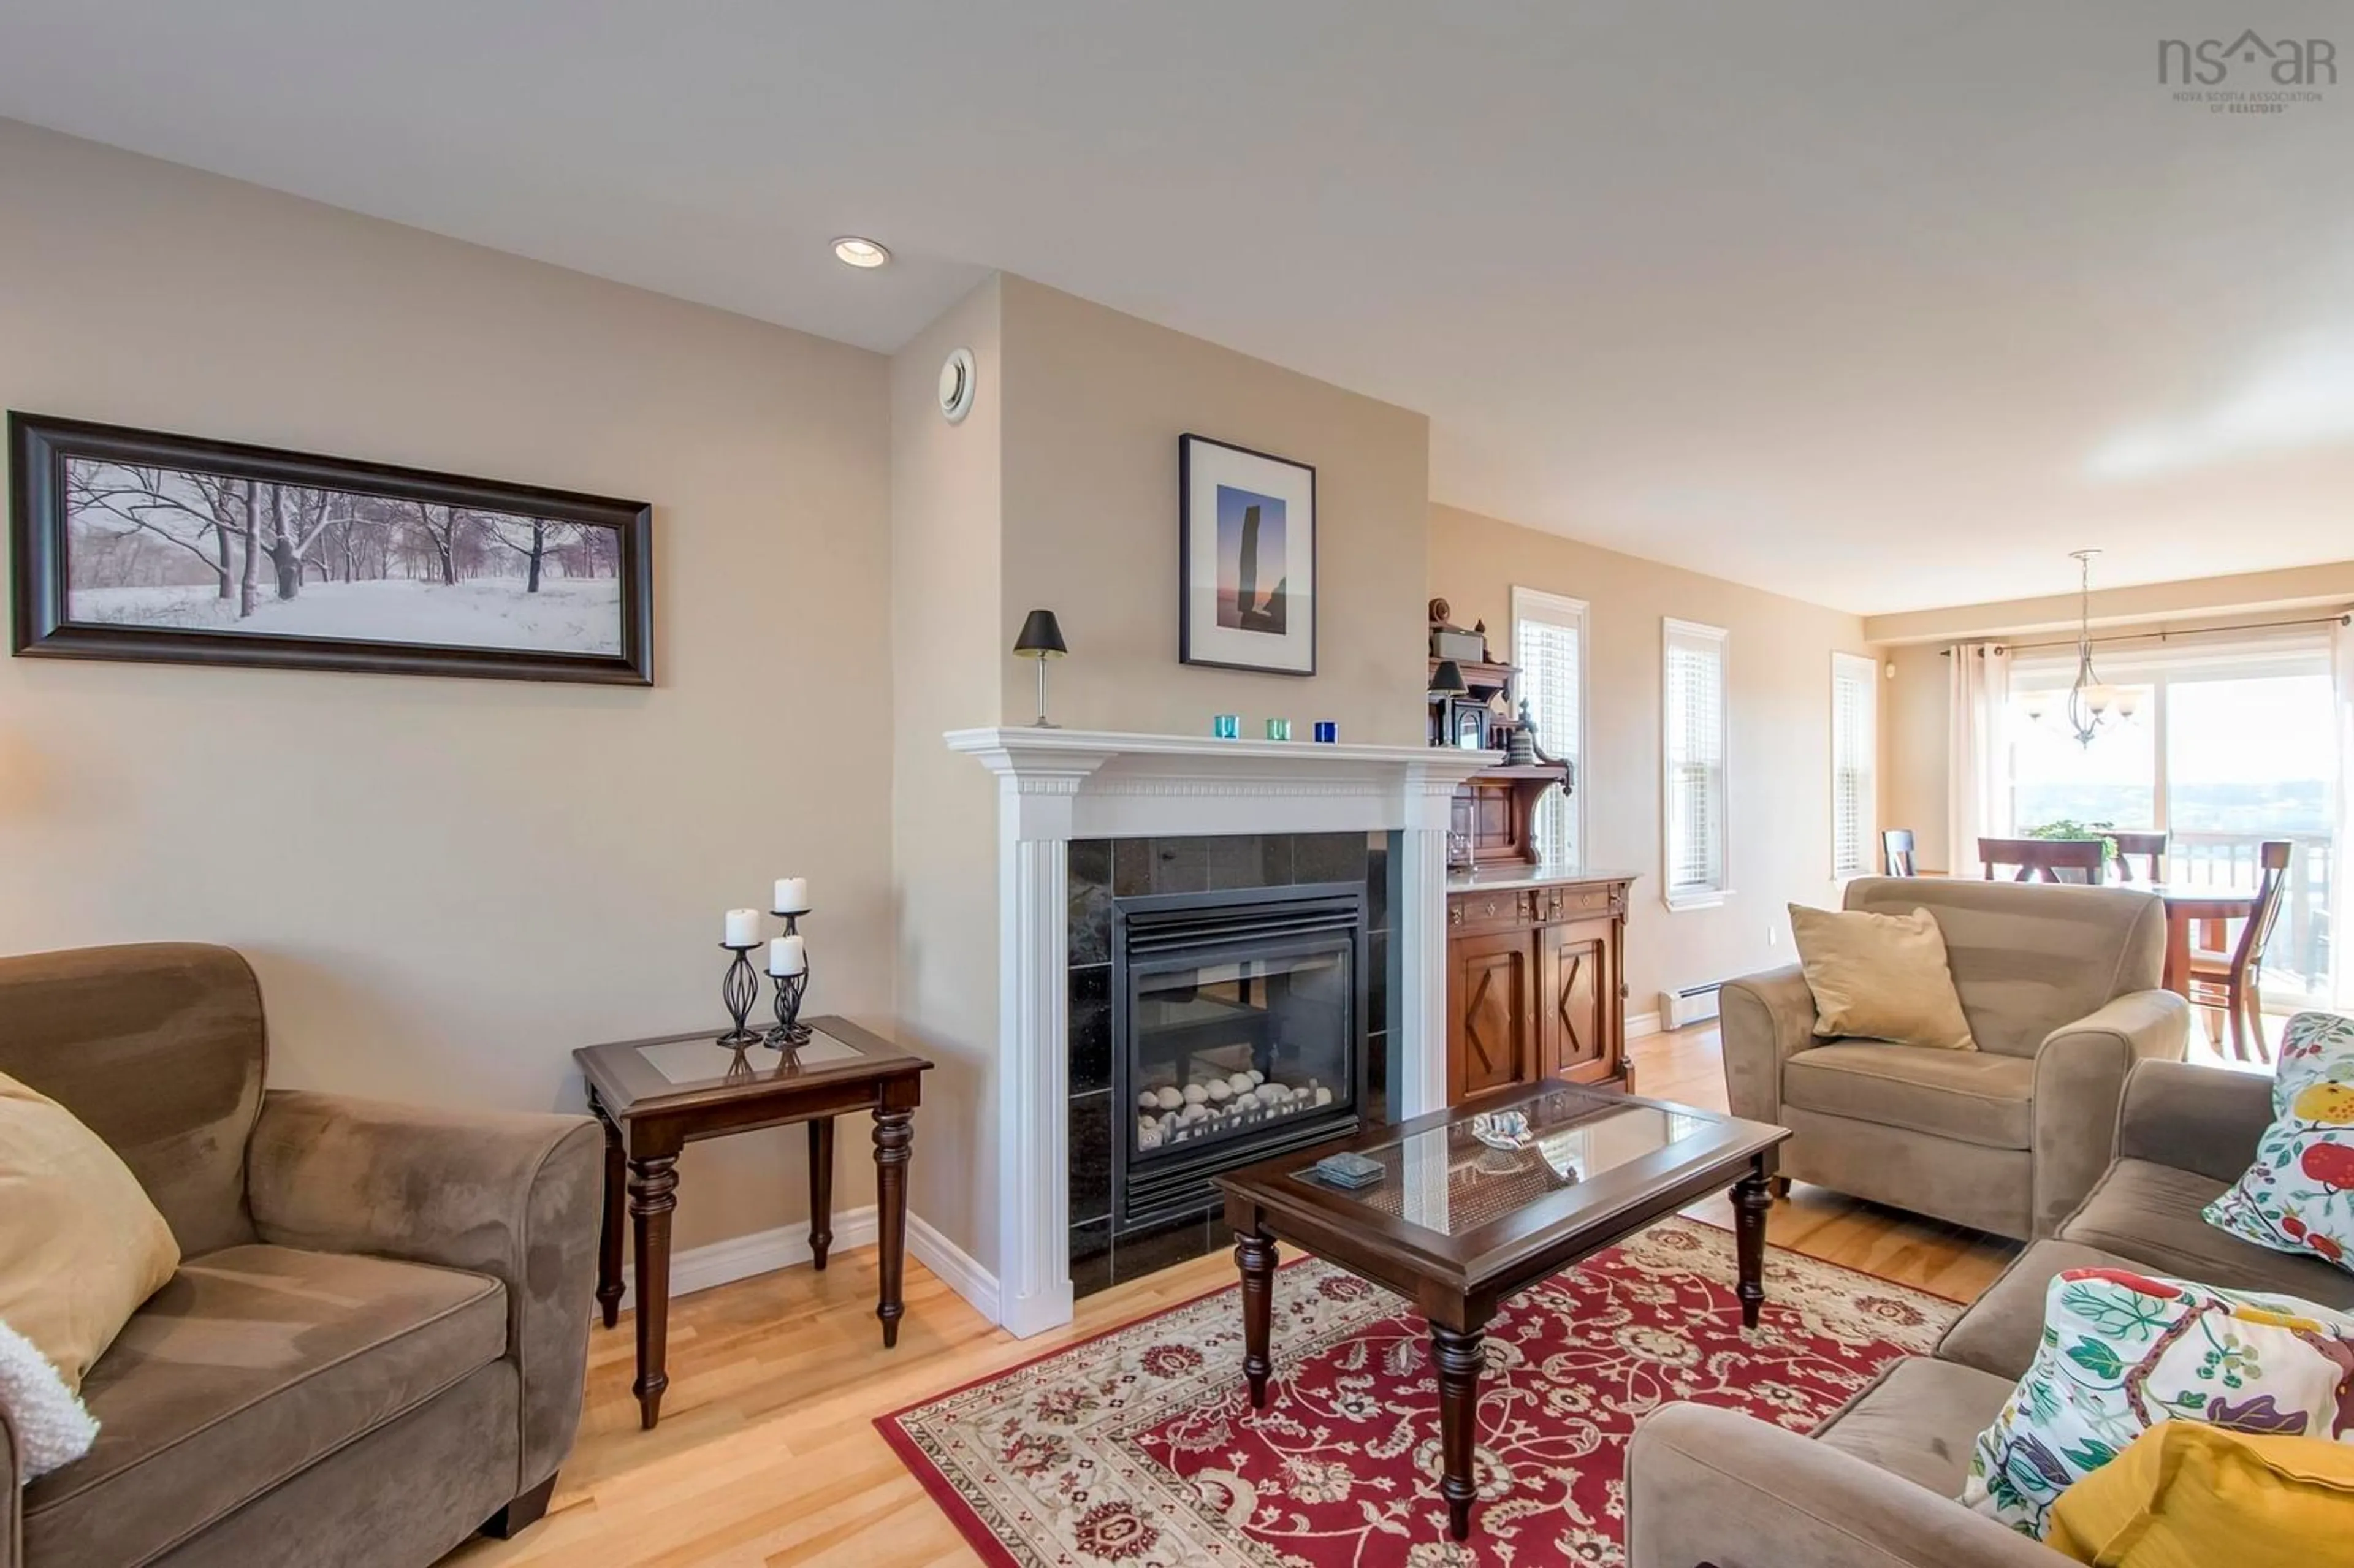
[3,1,2349,615]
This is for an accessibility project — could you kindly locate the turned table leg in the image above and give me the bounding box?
[628,1150,679,1428]
[1734,1155,1773,1330]
[807,1117,836,1271]
[873,1108,913,1347]
[594,1110,625,1330]
[1431,1322,1485,1542]
[1234,1228,1278,1409]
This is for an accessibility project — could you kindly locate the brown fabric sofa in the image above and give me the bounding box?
[0,944,602,1568]
[1628,1056,2354,1566]
[1721,878,2189,1242]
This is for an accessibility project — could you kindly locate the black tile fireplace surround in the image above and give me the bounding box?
[1068,832,1397,1298]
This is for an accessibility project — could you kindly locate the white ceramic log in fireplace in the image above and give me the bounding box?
[947,727,1495,1337]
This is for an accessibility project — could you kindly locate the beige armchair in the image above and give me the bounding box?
[1720,878,2188,1241]
[0,944,602,1568]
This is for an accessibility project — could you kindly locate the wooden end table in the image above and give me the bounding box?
[574,1015,932,1429]
[1215,1080,1788,1542]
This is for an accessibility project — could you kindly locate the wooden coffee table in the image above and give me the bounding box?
[1215,1080,1788,1541]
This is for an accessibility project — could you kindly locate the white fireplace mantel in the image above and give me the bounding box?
[947,727,1494,1336]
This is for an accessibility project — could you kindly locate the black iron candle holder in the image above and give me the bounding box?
[767,967,810,1049]
[717,942,763,1048]
[771,907,810,936]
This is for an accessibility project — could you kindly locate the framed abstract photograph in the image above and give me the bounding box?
[1178,433,1315,676]
[9,413,652,685]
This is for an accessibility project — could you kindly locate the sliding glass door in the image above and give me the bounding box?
[2009,633,2337,1006]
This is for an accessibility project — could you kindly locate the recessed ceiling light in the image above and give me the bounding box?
[832,237,891,269]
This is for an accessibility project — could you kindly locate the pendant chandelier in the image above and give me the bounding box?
[2060,548,2129,748]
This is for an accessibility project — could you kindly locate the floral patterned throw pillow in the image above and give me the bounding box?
[1961,1267,2354,1538]
[2206,1011,2354,1272]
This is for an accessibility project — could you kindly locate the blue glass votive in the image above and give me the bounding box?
[1314,721,1338,744]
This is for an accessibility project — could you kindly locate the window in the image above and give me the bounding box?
[1832,653,1877,878]
[2007,626,2339,1003]
[1512,587,1586,865]
[1663,618,1730,907]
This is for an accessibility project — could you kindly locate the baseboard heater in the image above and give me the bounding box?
[1660,982,1723,1030]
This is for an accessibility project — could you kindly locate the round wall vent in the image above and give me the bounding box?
[939,347,977,424]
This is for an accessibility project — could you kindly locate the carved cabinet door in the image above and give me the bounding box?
[1447,929,1536,1103]
[1540,917,1618,1083]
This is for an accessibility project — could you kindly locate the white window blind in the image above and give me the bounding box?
[1663,619,1730,907]
[1832,652,1877,878]
[1512,587,1586,866]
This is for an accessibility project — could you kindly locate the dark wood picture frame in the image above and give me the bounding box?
[9,411,654,685]
[1178,432,1317,677]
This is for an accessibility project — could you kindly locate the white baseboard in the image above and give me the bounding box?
[1625,1010,1663,1040]
[617,1205,878,1312]
[907,1210,1002,1325]
[615,1204,1006,1329]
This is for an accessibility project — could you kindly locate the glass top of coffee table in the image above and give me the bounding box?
[1291,1084,1723,1236]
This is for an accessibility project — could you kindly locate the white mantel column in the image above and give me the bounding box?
[960,740,1117,1339]
[1393,763,1464,1119]
[997,827,1072,1338]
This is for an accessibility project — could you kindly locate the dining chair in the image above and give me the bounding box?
[1881,828,1917,877]
[1979,836,2105,884]
[2108,830,2168,884]
[2185,839,2291,1063]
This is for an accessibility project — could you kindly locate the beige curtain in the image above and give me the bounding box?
[2334,618,2353,1009]
[1948,642,2011,877]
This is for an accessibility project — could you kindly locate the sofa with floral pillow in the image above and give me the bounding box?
[1629,1019,2354,1568]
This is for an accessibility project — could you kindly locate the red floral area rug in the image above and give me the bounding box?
[878,1219,1960,1567]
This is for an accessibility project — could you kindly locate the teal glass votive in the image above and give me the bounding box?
[1265,718,1292,740]
[1213,714,1240,739]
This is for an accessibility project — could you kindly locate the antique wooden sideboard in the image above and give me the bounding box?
[1444,867,1636,1104]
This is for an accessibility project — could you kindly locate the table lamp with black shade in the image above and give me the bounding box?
[1013,609,1067,728]
[1428,658,1469,748]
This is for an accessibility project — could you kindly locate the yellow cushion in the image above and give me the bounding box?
[2045,1423,2354,1567]
[1788,903,1976,1050]
[0,1069,180,1391]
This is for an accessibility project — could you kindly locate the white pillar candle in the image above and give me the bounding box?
[774,877,811,915]
[723,908,762,946]
[768,934,808,976]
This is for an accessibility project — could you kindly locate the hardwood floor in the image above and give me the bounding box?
[447,1024,2019,1567]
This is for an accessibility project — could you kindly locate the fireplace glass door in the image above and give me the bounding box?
[1114,885,1367,1231]
[1130,942,1354,1158]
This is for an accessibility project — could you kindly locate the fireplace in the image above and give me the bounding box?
[1067,831,1395,1296]
[951,726,1489,1336]
[1115,884,1368,1233]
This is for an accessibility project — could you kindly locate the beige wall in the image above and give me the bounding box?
[1881,643,1952,870]
[0,121,894,1252]
[998,276,1430,744]
[889,276,1006,1269]
[1428,504,1872,1007]
[876,276,1438,1275]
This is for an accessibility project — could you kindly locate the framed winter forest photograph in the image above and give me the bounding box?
[9,413,653,684]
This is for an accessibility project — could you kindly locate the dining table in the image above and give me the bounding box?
[2150,880,2262,998]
